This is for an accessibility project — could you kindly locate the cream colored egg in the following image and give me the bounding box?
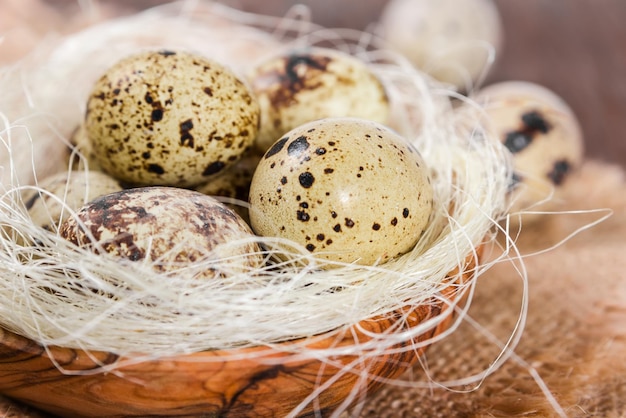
[60,187,262,278]
[85,50,259,187]
[249,117,434,266]
[24,170,123,231]
[195,150,262,222]
[248,48,390,152]
[379,0,503,91]
[66,124,101,171]
[474,81,584,220]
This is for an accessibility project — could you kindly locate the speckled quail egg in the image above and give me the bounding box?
[195,150,262,223]
[60,187,263,278]
[66,124,101,171]
[473,81,584,220]
[24,170,123,231]
[379,0,503,91]
[85,50,259,187]
[247,47,390,152]
[249,117,434,266]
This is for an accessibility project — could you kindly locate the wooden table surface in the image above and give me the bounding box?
[489,0,626,168]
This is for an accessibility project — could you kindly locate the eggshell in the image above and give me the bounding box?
[248,48,390,152]
[474,81,585,220]
[195,151,262,223]
[85,50,259,187]
[24,170,123,231]
[379,0,503,91]
[66,124,101,171]
[60,187,263,278]
[249,117,434,266]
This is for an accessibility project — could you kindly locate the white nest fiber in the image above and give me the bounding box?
[0,1,512,359]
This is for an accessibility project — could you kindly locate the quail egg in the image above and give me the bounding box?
[195,150,262,223]
[24,170,123,231]
[474,81,584,220]
[60,187,263,278]
[66,124,101,171]
[249,117,434,266]
[248,47,390,152]
[379,0,503,91]
[85,50,259,187]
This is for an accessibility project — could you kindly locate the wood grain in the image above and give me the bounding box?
[0,249,480,417]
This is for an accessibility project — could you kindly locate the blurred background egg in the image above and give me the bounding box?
[249,117,434,267]
[23,170,123,232]
[85,50,259,188]
[473,80,585,221]
[378,0,503,91]
[247,47,390,152]
[60,187,263,278]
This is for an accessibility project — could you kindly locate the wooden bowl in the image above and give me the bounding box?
[0,247,481,417]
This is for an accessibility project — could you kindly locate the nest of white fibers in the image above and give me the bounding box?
[0,1,512,360]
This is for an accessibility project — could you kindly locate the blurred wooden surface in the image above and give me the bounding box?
[489,0,626,168]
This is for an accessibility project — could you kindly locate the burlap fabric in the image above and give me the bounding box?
[354,161,626,417]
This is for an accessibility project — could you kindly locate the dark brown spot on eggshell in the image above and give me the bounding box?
[203,161,226,176]
[147,164,165,174]
[263,52,332,108]
[151,108,164,122]
[503,109,552,154]
[287,136,310,156]
[547,159,571,185]
[297,210,310,222]
[179,119,194,148]
[265,137,289,158]
[298,172,315,188]
[522,110,551,133]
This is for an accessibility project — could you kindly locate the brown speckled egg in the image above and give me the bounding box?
[85,50,259,187]
[474,81,584,219]
[195,150,262,223]
[60,187,262,278]
[248,48,390,152]
[24,170,122,231]
[66,124,101,171]
[249,117,434,266]
[380,0,503,91]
